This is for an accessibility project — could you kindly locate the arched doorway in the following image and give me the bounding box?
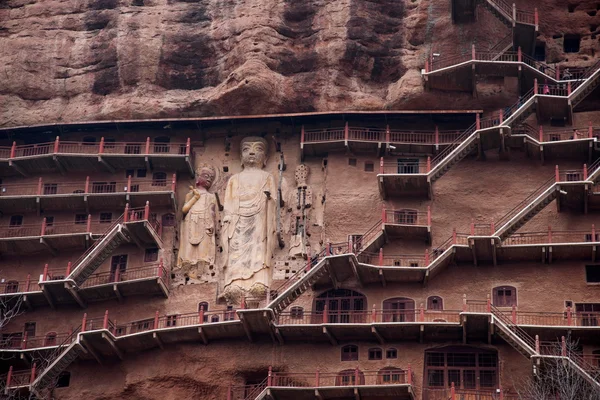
[383,297,416,322]
[314,289,366,324]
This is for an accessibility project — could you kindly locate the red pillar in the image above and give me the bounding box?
[171,173,177,192]
[426,156,431,173]
[567,306,572,326]
[371,304,377,323]
[567,81,572,96]
[267,366,273,386]
[99,137,105,154]
[584,164,588,180]
[81,313,88,332]
[499,109,504,124]
[103,310,109,330]
[451,382,456,400]
[315,369,320,387]
[37,177,43,196]
[300,125,305,145]
[145,137,151,154]
[21,332,28,350]
[534,8,539,28]
[419,304,425,322]
[185,138,191,156]
[41,217,47,236]
[144,201,150,220]
[25,274,31,292]
[226,385,232,400]
[199,305,205,324]
[512,305,517,324]
[534,78,539,94]
[452,228,457,244]
[517,47,522,63]
[10,142,16,158]
[66,261,72,276]
[85,176,90,194]
[153,310,159,329]
[86,214,92,233]
[43,264,49,281]
[6,366,13,388]
[127,175,132,193]
[486,297,491,313]
[344,122,349,143]
[30,363,37,384]
[427,206,431,226]
[379,157,384,174]
[53,136,60,153]
[555,165,559,182]
[539,125,544,142]
[476,114,481,130]
[435,126,439,145]
[407,365,412,385]
[381,204,386,223]
[323,304,329,323]
[471,44,476,60]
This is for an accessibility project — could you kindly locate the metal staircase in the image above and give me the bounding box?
[32,342,82,396]
[478,0,514,27]
[494,177,558,239]
[571,59,600,108]
[68,222,129,286]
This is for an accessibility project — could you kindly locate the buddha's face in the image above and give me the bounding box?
[196,167,215,190]
[241,140,267,168]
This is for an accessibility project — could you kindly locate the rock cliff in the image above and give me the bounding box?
[0,0,598,127]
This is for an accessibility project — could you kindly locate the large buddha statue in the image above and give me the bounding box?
[178,164,218,280]
[221,136,277,302]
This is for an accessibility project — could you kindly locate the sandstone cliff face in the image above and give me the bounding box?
[0,0,598,126]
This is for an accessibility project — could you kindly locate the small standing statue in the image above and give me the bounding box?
[221,137,277,302]
[178,164,218,279]
[288,164,312,257]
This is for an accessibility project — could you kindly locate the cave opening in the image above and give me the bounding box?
[568,4,577,12]
[534,42,546,61]
[564,34,581,53]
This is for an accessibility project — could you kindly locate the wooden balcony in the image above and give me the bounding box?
[382,207,431,243]
[378,159,431,199]
[0,263,169,310]
[230,369,415,400]
[0,174,177,214]
[0,137,194,177]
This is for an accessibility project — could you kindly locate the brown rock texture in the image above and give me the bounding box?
[1,0,600,127]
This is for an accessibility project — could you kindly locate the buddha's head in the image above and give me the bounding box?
[195,164,216,190]
[240,136,268,168]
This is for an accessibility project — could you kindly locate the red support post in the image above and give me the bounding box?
[171,173,177,192]
[425,249,430,266]
[43,264,49,281]
[85,176,90,194]
[490,221,495,235]
[486,297,491,313]
[499,109,504,124]
[99,137,105,155]
[555,165,559,182]
[185,138,191,156]
[517,47,522,63]
[426,156,431,173]
[386,125,390,144]
[199,305,205,324]
[354,367,359,385]
[471,44,476,60]
[535,335,540,353]
[323,304,329,323]
[556,66,560,81]
[267,366,273,387]
[86,214,92,233]
[567,81,572,96]
[378,248,383,266]
[435,126,439,145]
[114,262,121,283]
[103,310,109,329]
[6,366,13,388]
[41,217,47,236]
[153,310,159,329]
[427,206,431,226]
[240,297,246,310]
[21,332,28,350]
[300,125,305,145]
[567,306,572,326]
[407,364,412,385]
[561,336,566,356]
[25,274,31,292]
[534,78,539,95]
[379,157,384,174]
[123,203,130,223]
[511,305,517,324]
[590,121,594,139]
[539,125,543,142]
[419,304,425,322]
[548,225,552,243]
[344,122,349,143]
[53,136,60,153]
[81,313,88,333]
[10,142,16,158]
[534,8,539,28]
[315,369,320,387]
[226,385,232,400]
[37,177,43,196]
[584,163,588,180]
[452,228,457,244]
[66,261,72,276]
[371,304,377,323]
[476,114,481,130]
[145,137,151,154]
[450,382,456,400]
[127,175,132,193]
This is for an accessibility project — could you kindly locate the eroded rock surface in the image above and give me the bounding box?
[0,0,599,126]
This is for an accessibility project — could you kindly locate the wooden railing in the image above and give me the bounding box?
[302,125,463,145]
[276,309,461,326]
[382,207,430,226]
[80,262,169,289]
[357,251,429,268]
[1,137,191,159]
[379,161,430,174]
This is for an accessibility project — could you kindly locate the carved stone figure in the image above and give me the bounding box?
[178,164,218,279]
[288,164,312,257]
[221,137,277,302]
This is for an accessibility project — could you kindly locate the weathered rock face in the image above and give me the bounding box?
[0,0,599,127]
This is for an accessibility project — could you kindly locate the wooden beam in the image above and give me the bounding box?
[323,327,337,345]
[152,332,164,350]
[22,295,33,311]
[102,332,124,360]
[491,239,497,266]
[144,156,152,172]
[113,284,123,303]
[41,286,55,309]
[462,315,467,344]
[52,155,66,175]
[354,387,360,400]
[98,156,115,173]
[378,269,386,287]
[40,238,57,256]
[315,389,323,400]
[548,246,553,264]
[197,327,208,345]
[238,313,253,342]
[349,257,362,287]
[80,336,103,365]
[419,325,424,343]
[8,160,28,176]
[126,229,145,250]
[371,327,385,345]
[65,283,86,308]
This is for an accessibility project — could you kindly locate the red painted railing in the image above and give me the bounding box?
[382,208,430,226]
[80,263,169,289]
[302,126,463,145]
[3,138,190,159]
[276,309,461,325]
[423,387,520,400]
[357,251,429,268]
[0,332,76,350]
[379,161,430,174]
[0,219,111,240]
